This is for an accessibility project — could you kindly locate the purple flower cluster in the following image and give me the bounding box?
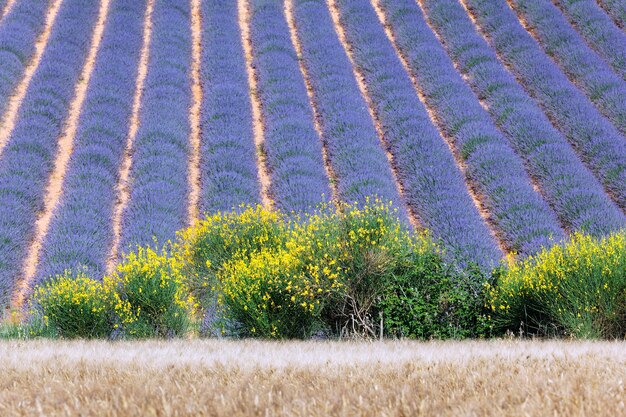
[248,0,330,212]
[199,0,261,214]
[378,0,564,255]
[555,0,626,81]
[35,0,146,283]
[598,0,626,30]
[120,0,192,252]
[464,0,626,211]
[0,0,50,118]
[0,0,100,304]
[419,0,626,236]
[333,0,502,268]
[508,0,626,137]
[290,0,404,215]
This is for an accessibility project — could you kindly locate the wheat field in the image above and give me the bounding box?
[0,340,624,416]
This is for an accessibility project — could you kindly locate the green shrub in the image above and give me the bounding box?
[488,232,626,339]
[112,247,194,338]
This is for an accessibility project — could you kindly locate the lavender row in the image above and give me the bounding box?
[248,0,330,212]
[0,0,50,119]
[333,0,502,268]
[555,0,626,81]
[199,0,260,214]
[508,0,626,137]
[419,0,626,236]
[290,0,404,213]
[598,0,626,29]
[378,0,564,255]
[0,0,100,305]
[35,0,145,283]
[120,0,192,251]
[463,0,626,210]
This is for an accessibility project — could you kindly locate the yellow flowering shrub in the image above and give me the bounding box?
[112,247,195,338]
[33,270,130,338]
[489,231,626,338]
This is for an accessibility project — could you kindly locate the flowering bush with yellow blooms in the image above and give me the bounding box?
[488,231,626,338]
[33,270,131,339]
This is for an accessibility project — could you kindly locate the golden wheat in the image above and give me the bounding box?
[0,339,624,416]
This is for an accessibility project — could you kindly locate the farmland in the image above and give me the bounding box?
[0,0,625,312]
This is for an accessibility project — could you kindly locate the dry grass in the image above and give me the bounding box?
[0,340,624,416]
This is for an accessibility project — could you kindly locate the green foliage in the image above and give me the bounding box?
[488,232,626,339]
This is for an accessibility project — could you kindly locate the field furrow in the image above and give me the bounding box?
[0,0,101,307]
[506,0,626,138]
[33,0,146,284]
[597,0,626,30]
[187,0,202,224]
[120,0,193,250]
[419,0,626,236]
[0,0,59,155]
[375,0,565,256]
[0,0,13,22]
[244,0,331,212]
[461,0,626,212]
[329,0,502,268]
[554,0,626,81]
[287,0,405,215]
[199,1,261,214]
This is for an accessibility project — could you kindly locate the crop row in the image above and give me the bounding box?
[377,0,564,255]
[0,0,100,305]
[419,0,626,236]
[554,0,626,81]
[508,0,626,138]
[289,0,403,212]
[463,0,626,211]
[199,0,260,213]
[35,0,146,283]
[332,0,502,268]
[598,0,626,30]
[120,0,192,251]
[0,0,50,123]
[247,0,330,212]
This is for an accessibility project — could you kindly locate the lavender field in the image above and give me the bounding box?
[0,0,625,310]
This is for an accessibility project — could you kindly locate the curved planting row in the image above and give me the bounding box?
[507,0,626,137]
[35,0,145,283]
[247,0,330,212]
[377,0,564,255]
[0,0,100,305]
[554,0,626,81]
[419,0,626,236]
[289,0,403,212]
[598,0,626,30]
[331,0,502,268]
[199,0,260,213]
[0,0,51,125]
[462,0,626,210]
[120,0,192,251]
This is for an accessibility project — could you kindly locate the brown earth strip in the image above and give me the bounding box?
[187,0,203,225]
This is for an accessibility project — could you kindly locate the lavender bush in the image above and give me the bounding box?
[377,0,564,255]
[598,0,626,30]
[0,0,100,306]
[120,0,192,251]
[555,0,626,81]
[507,0,626,137]
[248,0,330,212]
[419,0,626,236]
[35,0,146,284]
[333,0,502,268]
[464,0,626,211]
[290,0,404,214]
[0,0,51,121]
[199,0,261,213]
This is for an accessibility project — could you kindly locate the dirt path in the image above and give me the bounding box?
[0,0,64,157]
[187,0,203,224]
[13,0,112,309]
[106,0,154,275]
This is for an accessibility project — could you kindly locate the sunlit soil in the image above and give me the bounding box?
[0,339,624,416]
